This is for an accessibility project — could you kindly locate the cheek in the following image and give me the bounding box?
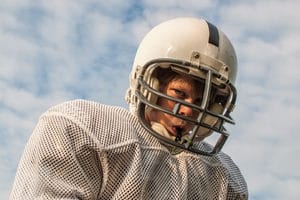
[149,109,164,123]
[153,111,173,127]
[149,101,174,123]
[158,98,175,110]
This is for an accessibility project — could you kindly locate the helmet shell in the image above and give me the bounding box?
[132,17,237,85]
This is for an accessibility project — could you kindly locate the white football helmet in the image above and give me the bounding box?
[125,17,237,156]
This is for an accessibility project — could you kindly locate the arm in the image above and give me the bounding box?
[10,113,102,200]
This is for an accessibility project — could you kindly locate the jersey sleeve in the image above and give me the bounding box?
[9,112,103,200]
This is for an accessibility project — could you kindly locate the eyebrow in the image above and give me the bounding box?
[169,84,202,100]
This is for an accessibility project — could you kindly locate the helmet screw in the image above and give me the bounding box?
[194,52,200,59]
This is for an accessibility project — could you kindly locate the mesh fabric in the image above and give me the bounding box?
[10,99,248,199]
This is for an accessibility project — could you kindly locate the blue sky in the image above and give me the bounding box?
[1,0,300,199]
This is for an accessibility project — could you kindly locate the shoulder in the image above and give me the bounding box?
[43,99,133,125]
[217,152,248,198]
[45,99,128,117]
[203,151,248,198]
[179,148,248,198]
[40,99,142,147]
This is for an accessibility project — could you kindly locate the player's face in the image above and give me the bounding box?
[149,74,203,137]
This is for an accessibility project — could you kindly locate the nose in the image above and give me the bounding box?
[179,104,193,117]
[178,99,193,117]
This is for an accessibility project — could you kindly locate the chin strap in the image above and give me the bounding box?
[175,128,182,142]
[151,122,187,155]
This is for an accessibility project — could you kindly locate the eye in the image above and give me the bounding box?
[173,89,186,98]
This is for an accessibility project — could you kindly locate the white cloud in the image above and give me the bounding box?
[1,1,300,200]
[143,0,214,10]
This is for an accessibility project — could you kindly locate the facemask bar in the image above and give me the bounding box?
[135,58,237,156]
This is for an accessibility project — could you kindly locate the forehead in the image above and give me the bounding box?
[165,74,204,94]
[168,75,196,86]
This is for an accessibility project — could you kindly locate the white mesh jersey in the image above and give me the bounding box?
[10,99,248,200]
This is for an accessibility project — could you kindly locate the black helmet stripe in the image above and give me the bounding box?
[206,21,219,47]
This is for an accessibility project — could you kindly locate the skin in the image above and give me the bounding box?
[148,74,203,137]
